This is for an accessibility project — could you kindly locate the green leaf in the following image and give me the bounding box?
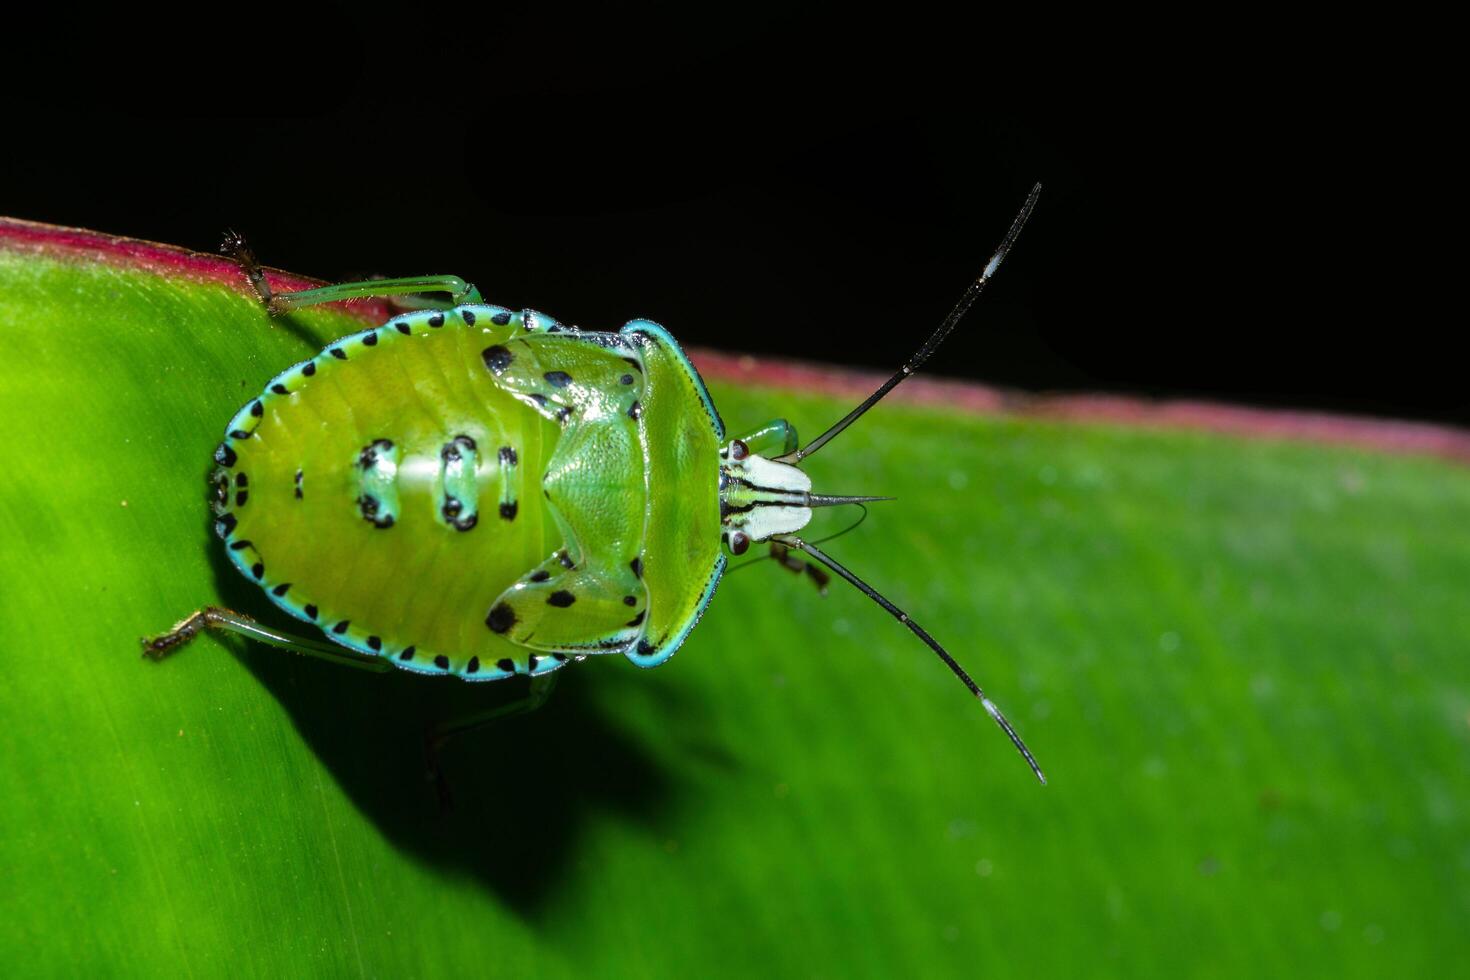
[3,221,1467,977]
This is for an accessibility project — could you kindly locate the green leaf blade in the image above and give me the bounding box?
[3,222,1468,978]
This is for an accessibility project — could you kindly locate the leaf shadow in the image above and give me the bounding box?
[207,538,681,920]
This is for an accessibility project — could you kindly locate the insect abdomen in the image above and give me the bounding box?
[212,307,560,676]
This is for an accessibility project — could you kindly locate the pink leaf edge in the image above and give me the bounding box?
[6,216,1467,466]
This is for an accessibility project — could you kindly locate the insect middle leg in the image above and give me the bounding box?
[423,673,559,808]
[220,231,482,314]
[732,419,799,456]
[427,673,559,746]
[143,606,392,673]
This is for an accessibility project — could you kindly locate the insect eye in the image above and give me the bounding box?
[729,531,750,555]
[730,439,749,461]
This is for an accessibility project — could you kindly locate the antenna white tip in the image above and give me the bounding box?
[981,696,1047,784]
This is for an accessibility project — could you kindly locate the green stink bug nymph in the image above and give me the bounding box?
[146,185,1046,782]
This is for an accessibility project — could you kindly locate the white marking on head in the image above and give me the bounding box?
[740,503,812,541]
[720,453,814,542]
[741,454,811,493]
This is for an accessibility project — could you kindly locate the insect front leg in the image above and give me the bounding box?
[142,606,392,673]
[729,419,799,457]
[768,541,830,595]
[220,231,482,314]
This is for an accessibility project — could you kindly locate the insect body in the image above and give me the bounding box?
[148,186,1047,781]
[205,303,727,679]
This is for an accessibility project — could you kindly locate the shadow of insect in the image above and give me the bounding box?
[206,533,697,919]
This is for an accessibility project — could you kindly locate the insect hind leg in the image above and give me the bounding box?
[143,606,391,673]
[219,231,481,314]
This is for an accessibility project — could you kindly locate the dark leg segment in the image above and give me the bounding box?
[768,542,830,594]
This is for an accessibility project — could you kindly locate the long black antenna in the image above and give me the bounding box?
[775,533,1046,784]
[775,183,1041,465]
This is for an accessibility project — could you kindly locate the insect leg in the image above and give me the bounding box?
[730,419,799,456]
[423,673,559,808]
[769,541,801,573]
[767,542,831,594]
[429,673,558,745]
[220,231,481,314]
[382,291,465,313]
[142,606,392,673]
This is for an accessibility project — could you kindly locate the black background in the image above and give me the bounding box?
[5,7,1452,423]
